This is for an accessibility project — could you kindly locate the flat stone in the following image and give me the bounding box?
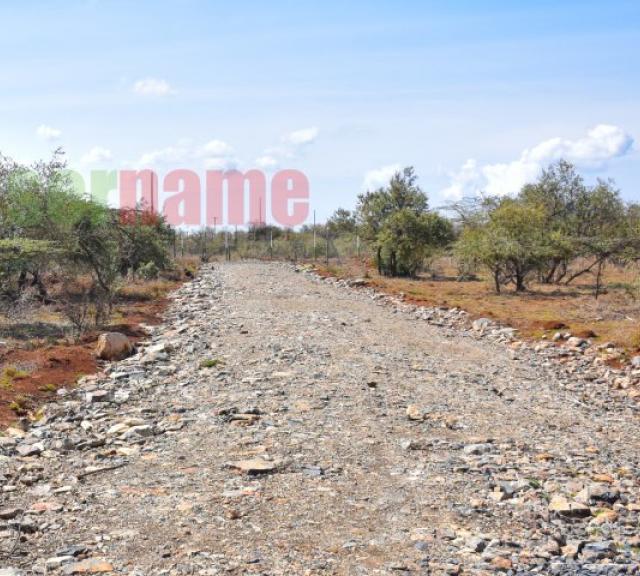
[0,507,22,520]
[62,559,114,574]
[406,404,428,421]
[472,318,492,331]
[229,458,277,474]
[548,496,591,518]
[46,557,74,569]
[86,390,111,403]
[463,443,493,456]
[16,442,44,457]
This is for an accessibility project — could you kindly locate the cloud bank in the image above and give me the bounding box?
[255,127,319,169]
[135,138,237,169]
[442,124,634,200]
[362,163,401,191]
[81,146,113,164]
[36,124,62,141]
[132,78,173,96]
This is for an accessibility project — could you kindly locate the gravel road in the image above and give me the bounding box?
[2,262,640,575]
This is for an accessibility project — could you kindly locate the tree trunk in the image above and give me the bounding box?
[493,268,501,294]
[543,259,559,284]
[594,261,605,299]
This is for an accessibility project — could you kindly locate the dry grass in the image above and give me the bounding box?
[0,266,196,427]
[317,257,640,354]
[117,279,179,302]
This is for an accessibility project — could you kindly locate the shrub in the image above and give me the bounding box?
[139,261,160,280]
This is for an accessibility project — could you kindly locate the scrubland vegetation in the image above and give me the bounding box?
[311,161,640,353]
[0,150,179,337]
[0,151,183,423]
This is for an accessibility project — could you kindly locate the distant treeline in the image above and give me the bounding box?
[317,161,640,297]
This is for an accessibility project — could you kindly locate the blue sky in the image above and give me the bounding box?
[1,0,638,222]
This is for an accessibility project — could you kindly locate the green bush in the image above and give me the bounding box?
[139,261,160,280]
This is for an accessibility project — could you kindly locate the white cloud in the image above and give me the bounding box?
[135,138,237,169]
[197,139,237,169]
[254,127,319,169]
[284,126,318,146]
[198,140,234,157]
[363,163,401,191]
[138,145,189,165]
[203,156,238,170]
[81,146,113,164]
[442,124,634,200]
[36,124,62,141]
[256,155,278,169]
[440,159,482,200]
[132,78,172,96]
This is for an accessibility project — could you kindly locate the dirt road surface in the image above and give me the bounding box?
[2,263,639,575]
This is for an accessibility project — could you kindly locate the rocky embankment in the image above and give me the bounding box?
[1,262,639,575]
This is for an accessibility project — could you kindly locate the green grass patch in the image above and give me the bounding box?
[0,366,28,390]
[199,358,223,369]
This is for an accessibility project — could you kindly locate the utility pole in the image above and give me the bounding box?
[325,225,329,265]
[270,229,273,260]
[213,217,217,258]
[202,228,208,261]
[313,210,317,261]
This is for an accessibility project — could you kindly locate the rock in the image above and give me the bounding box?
[95,332,134,360]
[229,458,277,474]
[466,536,486,552]
[548,496,591,518]
[16,442,44,457]
[575,484,620,505]
[631,355,640,368]
[581,540,616,560]
[62,559,114,574]
[463,443,493,455]
[406,404,429,421]
[0,570,22,576]
[472,318,492,332]
[107,422,130,436]
[591,509,618,525]
[561,542,581,559]
[566,336,587,348]
[122,425,154,440]
[46,556,74,569]
[86,390,111,403]
[498,480,529,498]
[0,507,23,519]
[491,557,512,571]
[9,516,38,533]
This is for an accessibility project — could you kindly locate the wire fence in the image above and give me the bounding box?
[173,229,368,266]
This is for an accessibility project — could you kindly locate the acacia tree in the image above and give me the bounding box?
[327,208,357,235]
[519,160,587,283]
[356,167,451,277]
[455,199,550,293]
[455,160,638,297]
